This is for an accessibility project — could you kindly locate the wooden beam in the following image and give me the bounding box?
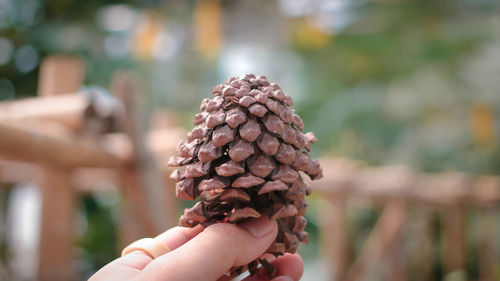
[0,159,39,184]
[416,173,471,206]
[0,94,86,129]
[313,159,500,208]
[0,121,126,169]
[312,158,359,195]
[71,168,119,192]
[0,125,181,189]
[472,176,500,208]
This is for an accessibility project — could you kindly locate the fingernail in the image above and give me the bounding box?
[271,276,294,281]
[241,216,276,238]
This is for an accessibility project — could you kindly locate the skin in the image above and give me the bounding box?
[89,216,304,281]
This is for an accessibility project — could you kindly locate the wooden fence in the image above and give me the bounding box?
[314,158,500,281]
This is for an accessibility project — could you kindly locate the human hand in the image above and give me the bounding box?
[89,216,303,281]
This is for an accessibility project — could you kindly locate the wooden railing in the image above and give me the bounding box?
[313,158,500,281]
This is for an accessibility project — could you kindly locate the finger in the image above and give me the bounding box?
[139,216,278,281]
[120,225,205,270]
[156,224,205,252]
[241,253,304,281]
[88,225,203,281]
[272,254,303,280]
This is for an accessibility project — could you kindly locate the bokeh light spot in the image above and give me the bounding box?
[0,0,15,29]
[14,45,38,73]
[0,37,13,65]
[152,23,183,62]
[18,0,43,26]
[97,5,137,32]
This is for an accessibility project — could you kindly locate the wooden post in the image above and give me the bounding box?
[163,170,181,227]
[409,207,434,281]
[343,200,407,281]
[320,194,349,280]
[441,206,465,274]
[315,158,358,281]
[36,56,84,281]
[385,203,408,281]
[111,72,177,246]
[118,190,148,248]
[436,175,469,275]
[478,210,497,281]
[38,167,75,281]
[38,56,84,97]
[118,167,158,244]
[475,176,500,281]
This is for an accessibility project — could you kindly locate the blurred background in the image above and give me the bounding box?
[0,0,500,280]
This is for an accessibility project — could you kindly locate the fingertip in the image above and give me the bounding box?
[241,253,304,281]
[203,217,278,266]
[155,224,204,251]
[273,253,304,281]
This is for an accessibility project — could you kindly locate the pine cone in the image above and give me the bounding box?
[168,74,323,276]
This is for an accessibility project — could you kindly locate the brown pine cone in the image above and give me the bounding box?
[168,74,323,276]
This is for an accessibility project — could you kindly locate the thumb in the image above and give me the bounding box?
[137,216,278,281]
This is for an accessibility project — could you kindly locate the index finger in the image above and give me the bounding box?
[89,225,204,281]
[122,224,205,270]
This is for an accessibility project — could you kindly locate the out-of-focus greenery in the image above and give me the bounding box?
[78,196,117,278]
[291,1,500,174]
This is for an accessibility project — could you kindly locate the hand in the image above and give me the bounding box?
[89,216,303,281]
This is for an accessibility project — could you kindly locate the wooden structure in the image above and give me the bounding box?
[0,56,183,281]
[314,158,500,281]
